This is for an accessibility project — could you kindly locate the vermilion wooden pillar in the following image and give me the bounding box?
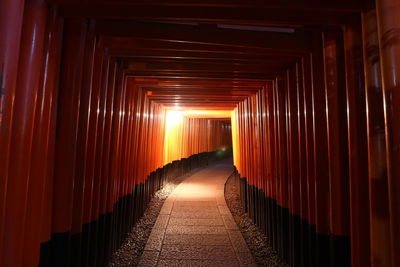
[52,18,88,266]
[301,54,316,267]
[88,42,108,267]
[2,0,47,266]
[25,6,62,267]
[287,65,301,266]
[276,76,288,260]
[262,87,269,236]
[130,80,141,197]
[296,59,309,267]
[311,31,331,267]
[343,16,370,267]
[323,28,351,266]
[107,62,124,252]
[69,19,95,267]
[118,74,131,243]
[82,20,103,266]
[132,85,145,214]
[284,71,292,263]
[0,0,25,263]
[81,26,103,267]
[101,59,116,218]
[268,83,278,250]
[376,0,400,265]
[39,6,63,257]
[100,59,117,265]
[362,10,389,267]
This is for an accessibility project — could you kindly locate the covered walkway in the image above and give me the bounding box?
[1,0,400,266]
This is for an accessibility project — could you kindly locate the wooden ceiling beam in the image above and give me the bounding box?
[145,90,259,95]
[124,71,278,80]
[95,20,313,52]
[149,96,248,100]
[125,76,268,109]
[113,54,295,66]
[48,0,373,13]
[123,60,287,73]
[102,37,305,57]
[128,76,269,86]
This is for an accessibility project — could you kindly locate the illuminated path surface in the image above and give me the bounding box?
[138,161,256,266]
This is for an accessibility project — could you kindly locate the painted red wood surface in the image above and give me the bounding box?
[2,1,48,266]
[0,0,399,266]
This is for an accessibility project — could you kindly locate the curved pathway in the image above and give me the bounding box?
[138,161,256,267]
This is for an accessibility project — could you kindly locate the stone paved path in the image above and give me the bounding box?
[138,161,257,267]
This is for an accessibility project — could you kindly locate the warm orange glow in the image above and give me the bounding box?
[166,110,184,126]
[182,110,232,118]
[163,109,232,165]
[175,183,216,199]
[164,110,185,164]
[231,110,239,169]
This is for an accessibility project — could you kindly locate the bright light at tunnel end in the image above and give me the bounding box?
[166,109,232,118]
[166,110,184,127]
[164,108,233,165]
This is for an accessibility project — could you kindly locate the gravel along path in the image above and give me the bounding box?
[108,171,194,267]
[224,174,289,267]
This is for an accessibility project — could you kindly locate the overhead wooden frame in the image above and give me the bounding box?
[126,77,269,110]
[87,18,316,111]
[48,0,374,19]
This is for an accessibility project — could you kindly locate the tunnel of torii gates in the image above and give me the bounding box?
[1,0,400,266]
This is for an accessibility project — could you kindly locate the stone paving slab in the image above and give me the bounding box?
[159,245,236,260]
[174,197,217,202]
[166,225,227,235]
[228,230,251,253]
[170,211,221,218]
[217,205,231,215]
[173,201,217,207]
[139,162,256,266]
[163,234,231,246]
[236,252,258,267]
[172,205,220,212]
[216,196,227,205]
[157,259,241,267]
[168,217,224,226]
[138,251,160,266]
[154,215,170,229]
[144,228,165,251]
[222,215,239,230]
